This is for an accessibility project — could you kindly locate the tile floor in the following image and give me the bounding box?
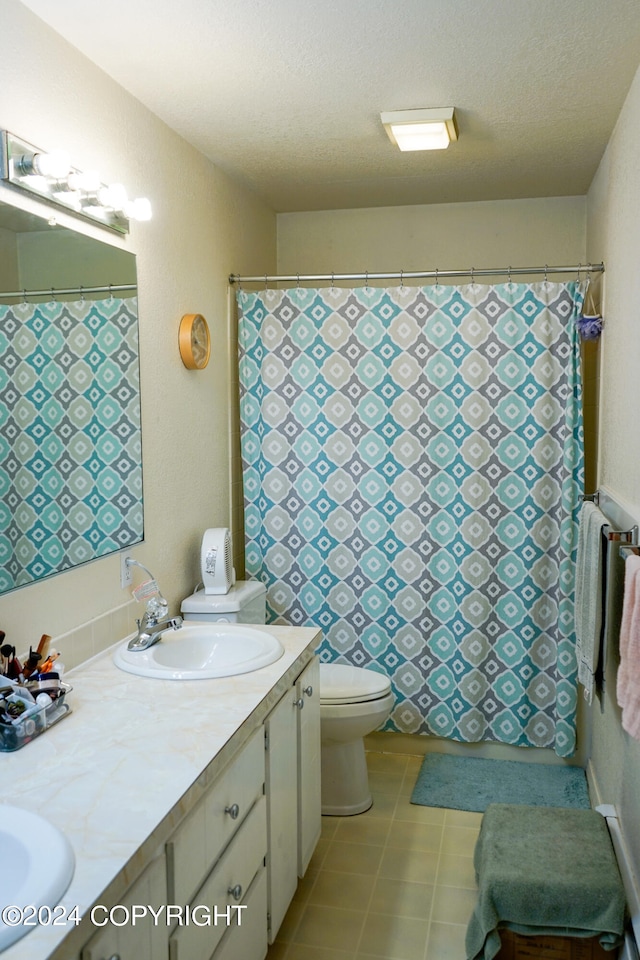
[267,751,481,960]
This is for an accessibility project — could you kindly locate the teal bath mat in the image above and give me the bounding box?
[410,754,590,812]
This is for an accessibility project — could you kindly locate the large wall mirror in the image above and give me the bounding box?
[0,201,142,594]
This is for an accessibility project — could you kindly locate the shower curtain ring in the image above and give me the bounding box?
[470,266,475,285]
[22,289,27,304]
[508,266,512,286]
[576,263,582,282]
[50,287,56,303]
[435,267,439,288]
[400,269,404,288]
[331,272,335,289]
[544,265,548,285]
[79,285,85,303]
[296,273,300,288]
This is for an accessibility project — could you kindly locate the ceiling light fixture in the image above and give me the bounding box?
[380,107,458,151]
[0,131,152,234]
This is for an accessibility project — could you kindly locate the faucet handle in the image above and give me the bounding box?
[146,595,168,622]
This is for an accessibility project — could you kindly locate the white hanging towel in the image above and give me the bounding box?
[574,501,607,703]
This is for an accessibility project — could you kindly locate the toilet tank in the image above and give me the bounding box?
[180,580,267,624]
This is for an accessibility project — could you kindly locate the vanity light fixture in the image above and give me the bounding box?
[380,107,458,151]
[0,130,152,234]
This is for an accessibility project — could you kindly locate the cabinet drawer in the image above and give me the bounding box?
[168,727,265,905]
[169,794,267,960]
[211,865,267,960]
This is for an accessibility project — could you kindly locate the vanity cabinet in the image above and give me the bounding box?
[266,656,321,942]
[75,650,320,960]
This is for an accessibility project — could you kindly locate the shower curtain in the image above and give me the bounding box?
[237,281,585,757]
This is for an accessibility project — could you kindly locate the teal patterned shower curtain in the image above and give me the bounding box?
[238,281,585,757]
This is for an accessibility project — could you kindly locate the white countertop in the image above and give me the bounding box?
[0,623,321,960]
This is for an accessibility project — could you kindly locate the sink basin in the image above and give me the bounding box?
[114,623,285,679]
[0,805,75,951]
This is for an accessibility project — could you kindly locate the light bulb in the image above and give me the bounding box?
[32,150,72,179]
[67,169,101,193]
[125,197,152,221]
[99,182,129,212]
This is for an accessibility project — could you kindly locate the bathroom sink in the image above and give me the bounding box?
[0,805,75,951]
[114,623,285,680]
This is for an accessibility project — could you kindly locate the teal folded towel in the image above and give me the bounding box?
[466,804,625,960]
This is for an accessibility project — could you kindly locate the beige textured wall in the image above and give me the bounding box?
[586,62,640,869]
[0,0,276,664]
[0,227,19,288]
[277,197,586,277]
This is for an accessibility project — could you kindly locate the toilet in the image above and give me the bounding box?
[181,552,394,817]
[319,663,394,816]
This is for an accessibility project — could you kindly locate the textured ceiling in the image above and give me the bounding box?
[18,0,640,212]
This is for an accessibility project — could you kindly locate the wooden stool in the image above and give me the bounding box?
[465,804,626,960]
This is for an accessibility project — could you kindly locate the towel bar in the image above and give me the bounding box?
[605,524,639,546]
[619,544,640,559]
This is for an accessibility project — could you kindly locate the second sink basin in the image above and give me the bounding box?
[0,805,75,952]
[114,623,284,679]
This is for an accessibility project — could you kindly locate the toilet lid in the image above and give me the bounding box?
[319,663,392,704]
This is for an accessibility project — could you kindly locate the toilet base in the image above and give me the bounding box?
[321,737,372,816]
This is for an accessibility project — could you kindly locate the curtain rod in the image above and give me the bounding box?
[0,283,137,301]
[229,262,604,285]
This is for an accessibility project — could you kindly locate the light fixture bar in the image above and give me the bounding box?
[380,107,458,151]
[0,131,152,234]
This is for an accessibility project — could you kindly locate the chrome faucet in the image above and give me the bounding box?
[125,560,183,652]
[127,605,183,652]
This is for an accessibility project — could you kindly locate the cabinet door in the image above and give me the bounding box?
[265,688,298,943]
[296,656,321,877]
[81,854,168,960]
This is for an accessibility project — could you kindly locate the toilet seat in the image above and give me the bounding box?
[320,663,392,705]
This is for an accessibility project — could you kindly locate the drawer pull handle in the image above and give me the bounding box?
[303,685,313,697]
[294,697,304,709]
[228,883,243,901]
[225,803,240,820]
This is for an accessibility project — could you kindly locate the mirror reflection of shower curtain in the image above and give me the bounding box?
[238,281,585,757]
[0,296,143,592]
